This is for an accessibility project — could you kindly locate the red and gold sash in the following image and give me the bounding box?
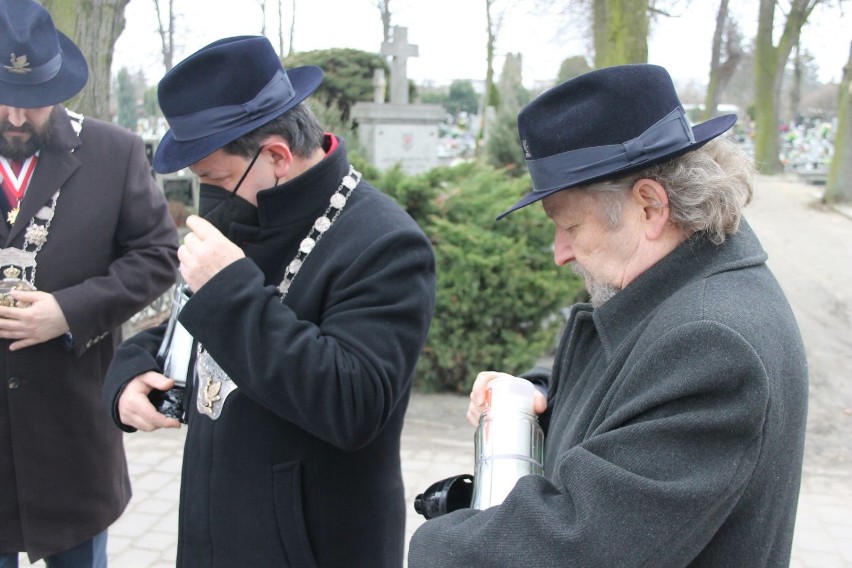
[0,155,39,225]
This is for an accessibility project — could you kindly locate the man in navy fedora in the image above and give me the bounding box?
[103,36,436,566]
[0,0,179,566]
[409,64,807,567]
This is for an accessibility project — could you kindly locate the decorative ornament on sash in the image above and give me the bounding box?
[194,165,362,420]
[0,109,83,308]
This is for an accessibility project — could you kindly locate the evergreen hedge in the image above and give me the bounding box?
[356,158,585,393]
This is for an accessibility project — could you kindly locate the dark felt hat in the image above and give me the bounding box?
[0,0,89,108]
[498,64,736,219]
[153,35,323,173]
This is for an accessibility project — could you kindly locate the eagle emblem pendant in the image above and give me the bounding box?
[195,349,238,420]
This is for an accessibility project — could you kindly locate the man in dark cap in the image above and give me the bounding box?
[102,36,436,566]
[408,64,807,567]
[0,0,179,566]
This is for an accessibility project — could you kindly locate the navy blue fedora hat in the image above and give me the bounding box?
[498,64,736,219]
[0,0,89,108]
[154,35,323,173]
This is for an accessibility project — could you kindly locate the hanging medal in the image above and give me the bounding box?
[0,155,38,225]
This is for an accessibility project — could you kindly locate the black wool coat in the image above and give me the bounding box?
[409,221,808,568]
[104,138,436,567]
[0,108,179,562]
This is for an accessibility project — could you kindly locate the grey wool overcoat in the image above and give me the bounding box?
[409,221,808,567]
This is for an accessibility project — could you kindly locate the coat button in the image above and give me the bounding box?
[8,377,20,389]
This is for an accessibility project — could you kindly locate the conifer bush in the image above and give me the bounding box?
[376,162,585,393]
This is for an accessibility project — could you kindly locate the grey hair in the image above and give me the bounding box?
[581,137,755,244]
[222,102,325,159]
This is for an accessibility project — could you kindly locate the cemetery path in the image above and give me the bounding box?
[747,174,852,470]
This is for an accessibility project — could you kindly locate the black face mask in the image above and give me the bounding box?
[198,148,262,233]
[199,183,259,233]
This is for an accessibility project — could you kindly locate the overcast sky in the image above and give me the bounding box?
[113,0,851,89]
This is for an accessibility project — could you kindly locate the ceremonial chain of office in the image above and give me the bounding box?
[277,164,361,300]
[195,164,361,419]
[0,110,82,306]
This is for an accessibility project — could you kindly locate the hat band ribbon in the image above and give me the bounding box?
[1,52,62,85]
[167,70,296,141]
[527,107,695,193]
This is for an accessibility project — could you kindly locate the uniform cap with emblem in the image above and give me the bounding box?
[0,0,89,108]
[153,35,324,174]
[497,64,737,219]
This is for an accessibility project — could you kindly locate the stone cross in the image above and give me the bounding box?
[372,68,386,104]
[380,26,418,104]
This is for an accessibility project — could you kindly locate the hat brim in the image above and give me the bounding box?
[152,65,324,173]
[0,31,88,108]
[497,113,738,220]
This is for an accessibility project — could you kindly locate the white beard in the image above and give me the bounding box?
[572,263,620,307]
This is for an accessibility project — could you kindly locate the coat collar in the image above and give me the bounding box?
[254,134,351,230]
[588,219,768,358]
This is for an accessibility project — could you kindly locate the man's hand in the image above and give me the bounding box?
[0,290,69,350]
[118,372,182,432]
[178,215,245,293]
[466,371,548,427]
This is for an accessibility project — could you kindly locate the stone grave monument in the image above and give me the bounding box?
[352,26,445,174]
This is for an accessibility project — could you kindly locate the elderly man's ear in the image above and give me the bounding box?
[632,178,671,240]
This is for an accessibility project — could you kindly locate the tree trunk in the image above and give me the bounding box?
[479,0,500,147]
[484,0,499,108]
[376,0,392,44]
[593,0,648,68]
[152,0,175,72]
[824,40,852,203]
[289,0,296,57]
[592,0,608,68]
[753,0,821,174]
[277,0,284,56]
[42,0,128,121]
[703,0,729,120]
[790,41,802,124]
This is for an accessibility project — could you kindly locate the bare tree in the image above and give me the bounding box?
[276,0,296,57]
[485,0,503,108]
[790,40,803,122]
[824,39,852,203]
[277,0,284,56]
[152,0,176,71]
[376,0,392,44]
[702,0,743,120]
[753,0,822,173]
[289,0,296,56]
[259,0,267,36]
[42,0,128,120]
[473,0,502,146]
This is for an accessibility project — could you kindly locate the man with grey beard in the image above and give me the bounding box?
[409,64,808,567]
[0,1,178,566]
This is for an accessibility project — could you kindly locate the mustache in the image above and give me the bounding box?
[0,122,37,135]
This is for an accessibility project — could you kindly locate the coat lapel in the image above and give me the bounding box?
[5,108,81,246]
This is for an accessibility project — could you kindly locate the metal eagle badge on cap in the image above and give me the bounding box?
[5,53,32,74]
